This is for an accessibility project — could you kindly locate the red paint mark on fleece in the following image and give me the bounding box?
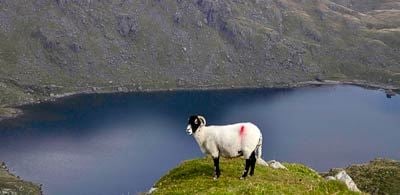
[239,125,245,137]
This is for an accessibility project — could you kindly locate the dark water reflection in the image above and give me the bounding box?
[0,85,399,194]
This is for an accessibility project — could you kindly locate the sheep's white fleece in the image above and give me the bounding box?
[192,122,268,166]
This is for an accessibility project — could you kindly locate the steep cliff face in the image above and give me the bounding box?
[0,0,399,106]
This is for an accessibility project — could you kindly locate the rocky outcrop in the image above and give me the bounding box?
[326,170,361,192]
[0,108,22,122]
[345,158,400,194]
[147,187,157,194]
[322,158,400,194]
[0,162,41,195]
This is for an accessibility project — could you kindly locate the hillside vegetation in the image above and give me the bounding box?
[0,0,399,111]
[345,158,400,194]
[0,162,41,195]
[153,158,359,194]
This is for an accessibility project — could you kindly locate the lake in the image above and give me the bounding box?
[0,85,399,195]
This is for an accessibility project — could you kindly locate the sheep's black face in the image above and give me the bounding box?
[186,115,204,135]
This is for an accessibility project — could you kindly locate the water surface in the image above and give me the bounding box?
[0,85,399,194]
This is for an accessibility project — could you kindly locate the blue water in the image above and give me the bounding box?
[0,85,399,195]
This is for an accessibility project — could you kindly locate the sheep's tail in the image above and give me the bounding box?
[255,135,269,166]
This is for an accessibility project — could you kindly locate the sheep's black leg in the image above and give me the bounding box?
[213,157,220,179]
[241,158,251,179]
[249,151,256,176]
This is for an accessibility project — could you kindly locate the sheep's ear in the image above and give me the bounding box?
[198,116,206,126]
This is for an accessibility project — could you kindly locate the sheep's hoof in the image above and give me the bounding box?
[213,176,218,180]
[240,176,245,180]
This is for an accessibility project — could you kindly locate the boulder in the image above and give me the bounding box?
[147,187,157,194]
[326,170,361,192]
[267,160,287,169]
[326,176,336,180]
[385,89,396,98]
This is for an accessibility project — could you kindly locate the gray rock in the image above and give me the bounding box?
[327,170,361,192]
[0,82,7,88]
[69,43,81,53]
[325,176,336,180]
[1,162,6,169]
[176,78,185,87]
[148,187,157,194]
[385,89,396,97]
[315,74,323,82]
[174,12,182,24]
[1,188,17,195]
[267,160,287,169]
[197,20,203,28]
[117,15,139,37]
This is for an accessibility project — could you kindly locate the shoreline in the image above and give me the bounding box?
[0,79,398,122]
[0,162,42,194]
[1,81,399,194]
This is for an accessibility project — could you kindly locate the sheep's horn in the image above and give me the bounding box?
[198,115,206,126]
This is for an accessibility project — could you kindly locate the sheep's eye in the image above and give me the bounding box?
[194,119,198,125]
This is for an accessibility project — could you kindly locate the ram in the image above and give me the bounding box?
[186,115,268,179]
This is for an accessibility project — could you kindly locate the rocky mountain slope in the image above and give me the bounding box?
[322,158,400,194]
[0,0,399,109]
[0,162,41,195]
[344,158,400,194]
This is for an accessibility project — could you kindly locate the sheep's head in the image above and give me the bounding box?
[186,115,206,135]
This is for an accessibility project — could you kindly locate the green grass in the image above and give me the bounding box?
[153,158,359,194]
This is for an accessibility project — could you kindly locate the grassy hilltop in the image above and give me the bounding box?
[0,0,400,111]
[153,158,358,194]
